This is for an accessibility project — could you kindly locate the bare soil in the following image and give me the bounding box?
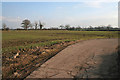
[26,39,119,78]
[2,40,78,78]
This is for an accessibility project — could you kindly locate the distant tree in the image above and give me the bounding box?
[29,23,33,29]
[39,21,44,30]
[65,24,70,30]
[2,23,7,30]
[17,28,23,30]
[59,25,64,29]
[107,24,111,27]
[6,27,9,31]
[88,26,93,31]
[21,19,31,30]
[50,27,59,30]
[106,24,112,31]
[69,27,75,30]
[89,26,93,29]
[76,26,82,31]
[34,21,38,30]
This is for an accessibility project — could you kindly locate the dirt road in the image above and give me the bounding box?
[26,39,119,78]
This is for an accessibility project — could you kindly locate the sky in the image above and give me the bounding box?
[0,0,119,29]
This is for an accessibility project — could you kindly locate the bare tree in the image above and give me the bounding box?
[34,21,38,30]
[21,19,31,30]
[39,21,44,30]
[59,25,64,29]
[65,24,70,30]
[2,23,7,30]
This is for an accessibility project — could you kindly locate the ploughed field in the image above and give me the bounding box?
[2,30,119,78]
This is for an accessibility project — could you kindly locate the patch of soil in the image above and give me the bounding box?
[2,40,80,78]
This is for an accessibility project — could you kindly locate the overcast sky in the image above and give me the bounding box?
[0,0,119,29]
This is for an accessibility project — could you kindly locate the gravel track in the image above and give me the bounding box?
[26,39,119,78]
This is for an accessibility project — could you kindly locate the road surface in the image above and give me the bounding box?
[26,39,119,78]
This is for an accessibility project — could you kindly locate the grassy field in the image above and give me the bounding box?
[2,30,119,78]
[2,30,119,53]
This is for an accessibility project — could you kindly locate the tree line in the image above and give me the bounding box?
[58,24,120,31]
[21,19,45,30]
[2,19,45,30]
[2,19,120,31]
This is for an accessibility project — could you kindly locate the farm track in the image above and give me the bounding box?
[26,39,119,78]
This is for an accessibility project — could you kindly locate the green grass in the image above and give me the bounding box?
[2,30,119,53]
